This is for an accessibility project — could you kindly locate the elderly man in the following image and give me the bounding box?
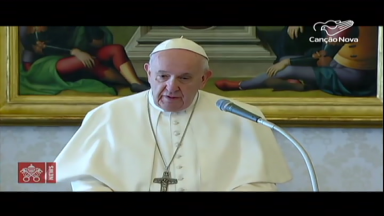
[54,37,292,191]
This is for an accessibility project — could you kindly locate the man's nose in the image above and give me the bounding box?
[166,78,179,92]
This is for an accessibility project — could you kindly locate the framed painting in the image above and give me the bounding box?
[0,26,382,127]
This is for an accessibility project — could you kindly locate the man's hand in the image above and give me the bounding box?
[312,50,332,66]
[267,58,290,77]
[312,50,327,59]
[287,26,303,39]
[33,41,46,54]
[71,48,95,68]
[317,56,333,66]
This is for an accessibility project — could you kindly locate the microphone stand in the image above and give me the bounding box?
[256,118,319,192]
[217,99,319,191]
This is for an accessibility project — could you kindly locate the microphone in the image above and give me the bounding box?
[216,99,319,192]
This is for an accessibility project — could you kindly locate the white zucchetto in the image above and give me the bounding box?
[150,36,209,60]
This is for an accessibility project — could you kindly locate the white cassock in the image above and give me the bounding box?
[54,90,292,191]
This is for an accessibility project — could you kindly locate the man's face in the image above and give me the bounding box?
[144,49,212,112]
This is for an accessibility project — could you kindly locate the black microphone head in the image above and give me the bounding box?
[216,99,231,111]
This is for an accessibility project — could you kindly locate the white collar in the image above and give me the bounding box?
[148,89,199,114]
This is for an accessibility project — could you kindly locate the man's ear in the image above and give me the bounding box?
[200,70,213,89]
[144,63,151,77]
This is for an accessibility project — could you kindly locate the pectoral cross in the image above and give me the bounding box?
[153,171,178,192]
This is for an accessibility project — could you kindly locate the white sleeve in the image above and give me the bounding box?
[231,183,278,191]
[54,107,109,184]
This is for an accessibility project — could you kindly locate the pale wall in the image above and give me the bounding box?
[0,126,382,191]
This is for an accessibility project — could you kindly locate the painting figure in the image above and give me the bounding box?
[253,26,323,85]
[215,26,378,97]
[256,26,323,64]
[19,26,150,96]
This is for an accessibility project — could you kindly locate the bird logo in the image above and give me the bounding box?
[313,20,354,37]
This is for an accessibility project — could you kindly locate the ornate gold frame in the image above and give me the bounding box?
[0,26,382,127]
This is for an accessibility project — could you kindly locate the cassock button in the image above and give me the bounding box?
[175,142,180,147]
[178,177,184,181]
[174,131,180,136]
[173,121,179,125]
[177,155,182,159]
[178,166,183,169]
